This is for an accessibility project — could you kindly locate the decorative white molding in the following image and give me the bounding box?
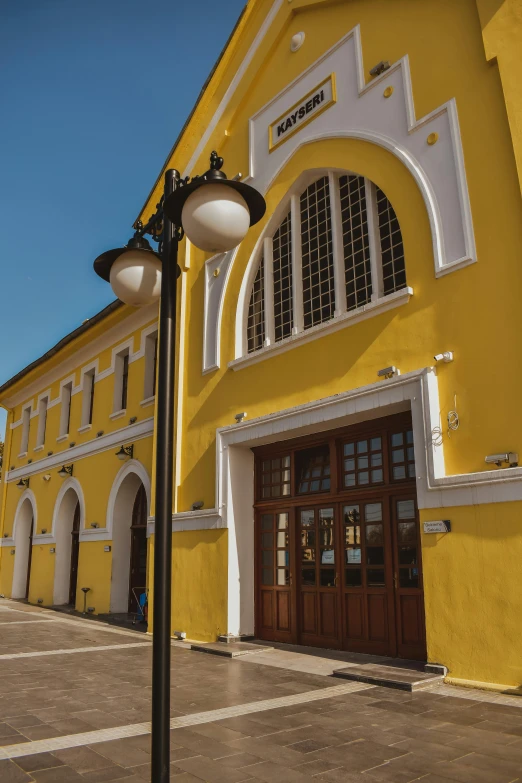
[203,249,238,373]
[147,508,225,538]
[214,368,522,636]
[109,410,126,421]
[9,489,37,547]
[56,435,68,443]
[5,418,154,483]
[105,458,151,537]
[231,287,413,370]
[17,452,27,460]
[77,424,92,434]
[34,445,44,453]
[51,477,86,544]
[79,526,111,543]
[140,396,155,408]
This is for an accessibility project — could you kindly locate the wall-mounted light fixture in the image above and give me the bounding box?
[27,459,32,464]
[129,416,138,424]
[16,478,29,490]
[434,352,454,363]
[370,60,390,76]
[234,412,247,423]
[43,474,51,482]
[115,444,134,461]
[37,598,43,604]
[47,451,53,457]
[96,431,104,437]
[191,500,204,511]
[69,441,76,448]
[41,528,47,534]
[10,549,15,555]
[377,366,400,379]
[485,453,518,468]
[50,548,55,554]
[90,522,99,529]
[57,465,74,478]
[87,607,95,613]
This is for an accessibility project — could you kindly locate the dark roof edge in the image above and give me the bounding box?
[135,2,248,225]
[0,300,124,401]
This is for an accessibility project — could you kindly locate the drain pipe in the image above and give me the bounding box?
[81,587,91,614]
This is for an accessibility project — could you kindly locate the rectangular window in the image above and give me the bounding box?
[20,406,31,454]
[144,331,158,400]
[300,176,335,328]
[36,397,48,448]
[81,370,96,427]
[60,382,73,437]
[113,349,130,413]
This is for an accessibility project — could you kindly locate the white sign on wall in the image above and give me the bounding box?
[268,74,336,152]
[423,520,451,534]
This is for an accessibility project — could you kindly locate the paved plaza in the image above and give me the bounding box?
[1,600,522,781]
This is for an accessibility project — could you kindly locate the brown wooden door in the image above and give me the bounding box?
[68,502,81,606]
[128,485,148,613]
[298,506,342,649]
[24,516,34,600]
[341,499,397,656]
[256,509,296,642]
[390,495,426,660]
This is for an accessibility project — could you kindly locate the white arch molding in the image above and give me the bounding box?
[106,459,150,613]
[11,489,37,599]
[52,478,85,605]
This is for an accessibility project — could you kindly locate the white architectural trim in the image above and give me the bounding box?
[109,410,126,421]
[147,509,225,538]
[213,368,522,636]
[9,489,37,546]
[230,287,413,370]
[52,477,85,540]
[105,459,151,537]
[5,418,154,483]
[78,424,92,434]
[140,396,155,408]
[202,249,238,373]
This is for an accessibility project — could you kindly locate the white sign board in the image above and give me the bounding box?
[268,74,337,152]
[423,520,451,534]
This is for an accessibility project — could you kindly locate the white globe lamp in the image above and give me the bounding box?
[181,184,250,253]
[109,249,162,306]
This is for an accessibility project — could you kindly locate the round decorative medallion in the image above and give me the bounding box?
[383,86,394,98]
[427,132,439,145]
[290,32,305,52]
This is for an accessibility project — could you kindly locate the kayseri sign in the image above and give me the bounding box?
[268,74,337,152]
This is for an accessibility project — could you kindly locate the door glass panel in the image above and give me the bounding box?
[398,521,416,544]
[302,567,315,585]
[277,568,290,585]
[261,515,272,530]
[276,531,288,547]
[262,551,272,567]
[321,548,335,564]
[365,524,383,545]
[276,550,288,567]
[277,513,288,529]
[398,547,417,565]
[262,568,273,585]
[320,569,336,587]
[344,442,355,456]
[296,445,330,493]
[391,433,403,447]
[393,466,406,479]
[301,529,315,546]
[390,430,415,482]
[365,503,382,522]
[400,569,419,588]
[397,500,415,519]
[260,457,291,498]
[343,438,383,488]
[367,568,385,586]
[302,548,315,563]
[371,453,382,467]
[357,440,368,453]
[346,548,361,564]
[262,532,273,548]
[370,437,382,451]
[301,510,314,527]
[366,547,384,565]
[371,469,383,482]
[346,568,362,587]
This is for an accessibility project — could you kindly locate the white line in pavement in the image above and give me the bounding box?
[0,602,150,639]
[0,642,151,660]
[0,619,61,625]
[0,681,373,760]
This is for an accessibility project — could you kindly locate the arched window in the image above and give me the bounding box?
[245,172,406,355]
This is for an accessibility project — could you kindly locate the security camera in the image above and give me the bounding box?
[369,60,390,77]
[434,352,454,363]
[485,453,518,467]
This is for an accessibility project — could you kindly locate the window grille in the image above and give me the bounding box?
[376,187,406,295]
[244,173,406,356]
[247,256,265,353]
[339,174,372,311]
[300,176,335,328]
[272,212,293,342]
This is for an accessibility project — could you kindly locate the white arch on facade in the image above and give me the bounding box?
[52,478,84,605]
[11,489,37,599]
[106,459,150,613]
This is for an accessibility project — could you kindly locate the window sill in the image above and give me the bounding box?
[34,445,44,453]
[109,409,126,421]
[230,288,413,371]
[18,452,27,459]
[56,434,69,443]
[78,424,92,434]
[140,396,156,408]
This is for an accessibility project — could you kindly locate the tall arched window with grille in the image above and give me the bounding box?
[244,171,407,356]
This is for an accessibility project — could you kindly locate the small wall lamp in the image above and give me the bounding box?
[58,465,74,478]
[16,478,29,490]
[41,528,47,534]
[90,522,99,529]
[191,500,204,511]
[116,444,134,461]
[377,366,399,379]
[43,474,51,482]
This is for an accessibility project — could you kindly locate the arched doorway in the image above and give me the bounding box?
[12,493,36,600]
[53,484,83,606]
[109,465,149,615]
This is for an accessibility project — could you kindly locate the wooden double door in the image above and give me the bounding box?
[256,492,426,660]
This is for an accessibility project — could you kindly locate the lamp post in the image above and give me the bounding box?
[93,152,265,783]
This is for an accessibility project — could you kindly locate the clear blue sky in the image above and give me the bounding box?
[0,0,246,439]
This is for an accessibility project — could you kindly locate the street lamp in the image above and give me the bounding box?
[93,151,265,783]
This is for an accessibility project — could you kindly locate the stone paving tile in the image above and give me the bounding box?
[0,759,34,781]
[15,751,65,772]
[238,760,314,782]
[423,758,520,783]
[80,766,137,782]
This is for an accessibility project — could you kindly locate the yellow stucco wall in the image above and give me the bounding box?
[148,529,228,642]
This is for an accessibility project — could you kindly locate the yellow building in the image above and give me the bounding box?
[2,0,522,691]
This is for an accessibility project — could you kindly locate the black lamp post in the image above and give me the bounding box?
[93,152,265,783]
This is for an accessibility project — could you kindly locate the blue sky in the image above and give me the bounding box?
[0,0,246,439]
